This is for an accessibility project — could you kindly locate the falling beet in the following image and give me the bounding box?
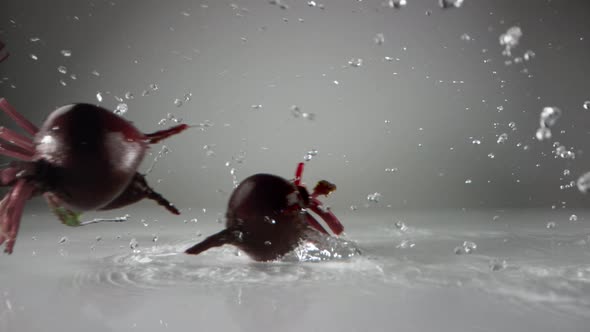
[185,162,345,261]
[0,100,188,253]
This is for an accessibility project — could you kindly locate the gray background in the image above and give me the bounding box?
[0,0,589,210]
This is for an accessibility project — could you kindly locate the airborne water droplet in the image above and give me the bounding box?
[114,103,128,115]
[583,101,590,110]
[569,214,578,222]
[57,66,67,74]
[60,49,72,57]
[96,92,103,102]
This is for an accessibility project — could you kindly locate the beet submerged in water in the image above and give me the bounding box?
[185,163,344,261]
[0,100,188,253]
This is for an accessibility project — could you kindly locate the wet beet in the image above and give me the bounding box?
[0,100,187,253]
[185,164,344,261]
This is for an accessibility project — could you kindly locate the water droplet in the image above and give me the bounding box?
[523,50,536,61]
[535,127,552,141]
[307,1,317,7]
[129,238,139,250]
[546,221,556,229]
[30,54,38,61]
[489,258,507,271]
[251,104,262,110]
[385,0,407,9]
[96,92,103,102]
[569,214,578,222]
[152,235,159,242]
[397,239,415,249]
[60,49,72,57]
[91,70,100,77]
[264,241,272,246]
[540,106,562,127]
[149,83,159,91]
[487,153,495,159]
[463,241,477,253]
[499,26,522,57]
[385,167,399,173]
[508,121,517,130]
[114,103,128,115]
[95,236,102,242]
[29,37,41,42]
[439,0,464,9]
[59,80,67,86]
[563,169,571,176]
[173,98,183,107]
[471,139,481,145]
[349,205,358,211]
[492,215,500,221]
[374,33,385,45]
[57,66,67,74]
[465,179,472,184]
[497,133,508,144]
[577,172,590,193]
[367,192,382,203]
[348,58,363,67]
[460,33,471,41]
[394,220,408,232]
[124,91,134,100]
[583,101,590,110]
[58,236,68,244]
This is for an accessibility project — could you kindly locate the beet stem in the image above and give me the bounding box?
[0,99,39,136]
[304,212,330,234]
[294,162,304,186]
[0,179,34,254]
[0,126,35,153]
[0,142,33,161]
[0,167,19,186]
[145,124,189,144]
[309,198,344,235]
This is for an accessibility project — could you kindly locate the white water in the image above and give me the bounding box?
[1,208,589,331]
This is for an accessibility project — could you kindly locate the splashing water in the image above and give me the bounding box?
[536,106,562,141]
[499,26,522,57]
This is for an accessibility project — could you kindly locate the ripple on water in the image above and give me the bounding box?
[71,235,367,291]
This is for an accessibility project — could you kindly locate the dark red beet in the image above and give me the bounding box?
[185,163,344,261]
[0,100,188,253]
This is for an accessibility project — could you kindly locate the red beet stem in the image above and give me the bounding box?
[294,162,304,186]
[0,142,33,161]
[0,99,39,136]
[0,126,35,153]
[309,198,344,235]
[0,179,34,254]
[185,228,232,255]
[0,167,19,186]
[145,124,189,144]
[304,212,329,234]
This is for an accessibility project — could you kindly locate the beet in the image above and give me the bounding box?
[0,100,188,253]
[185,163,344,261]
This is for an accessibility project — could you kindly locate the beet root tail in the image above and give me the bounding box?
[185,228,233,255]
[145,124,189,144]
